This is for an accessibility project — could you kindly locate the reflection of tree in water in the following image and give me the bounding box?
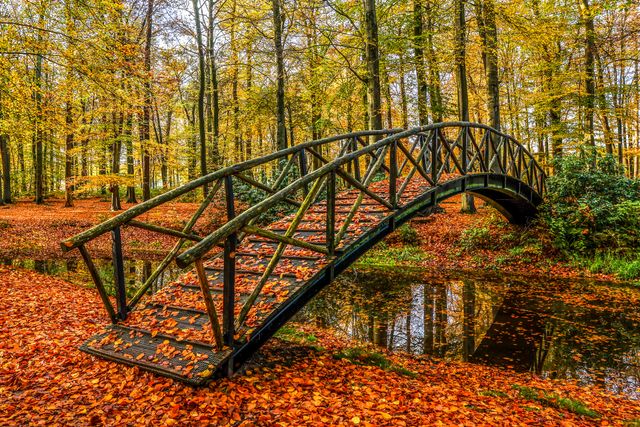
[304,268,414,348]
[303,268,505,359]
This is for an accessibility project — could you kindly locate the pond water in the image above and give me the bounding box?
[298,267,640,399]
[8,257,640,399]
[1,257,184,297]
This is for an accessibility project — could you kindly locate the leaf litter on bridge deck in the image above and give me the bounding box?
[81,176,441,381]
[2,264,640,426]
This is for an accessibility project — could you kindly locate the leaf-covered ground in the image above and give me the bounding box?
[368,195,619,282]
[2,265,639,426]
[0,198,225,260]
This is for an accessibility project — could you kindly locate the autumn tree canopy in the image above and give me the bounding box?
[0,0,638,208]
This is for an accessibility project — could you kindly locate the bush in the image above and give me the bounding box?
[541,151,640,257]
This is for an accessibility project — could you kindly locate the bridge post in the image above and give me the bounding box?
[431,130,439,184]
[462,125,468,173]
[111,226,127,320]
[389,140,397,209]
[223,176,236,348]
[298,149,309,196]
[326,171,336,255]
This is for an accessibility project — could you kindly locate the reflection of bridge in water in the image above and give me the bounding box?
[61,122,545,384]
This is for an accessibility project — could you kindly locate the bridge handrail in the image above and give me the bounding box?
[60,121,545,337]
[175,122,546,268]
[60,128,402,252]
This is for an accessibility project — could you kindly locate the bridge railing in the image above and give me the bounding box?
[60,129,401,323]
[61,122,545,351]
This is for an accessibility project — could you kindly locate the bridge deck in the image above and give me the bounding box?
[80,178,432,385]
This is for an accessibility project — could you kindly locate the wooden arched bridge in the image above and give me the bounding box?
[61,122,545,385]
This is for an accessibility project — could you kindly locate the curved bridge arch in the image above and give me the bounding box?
[62,122,545,384]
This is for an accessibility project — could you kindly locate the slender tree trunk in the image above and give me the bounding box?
[207,0,221,168]
[0,87,11,204]
[193,0,208,196]
[425,2,443,122]
[0,134,9,204]
[161,110,172,188]
[34,17,44,204]
[273,0,287,150]
[64,99,74,207]
[579,0,596,147]
[475,0,500,131]
[413,0,429,126]
[455,0,475,213]
[111,112,123,211]
[364,0,383,134]
[125,114,137,203]
[141,0,154,201]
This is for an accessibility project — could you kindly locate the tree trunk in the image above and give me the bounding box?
[193,0,208,197]
[207,0,221,168]
[141,0,154,201]
[64,100,74,207]
[364,0,383,133]
[455,0,475,214]
[579,0,596,147]
[273,0,287,151]
[34,18,44,205]
[0,86,10,204]
[425,2,443,122]
[413,0,429,126]
[475,0,500,131]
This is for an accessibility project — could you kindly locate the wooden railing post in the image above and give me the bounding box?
[462,126,468,174]
[353,137,361,182]
[431,130,439,184]
[484,130,491,172]
[389,140,397,208]
[298,149,309,196]
[111,226,127,320]
[223,176,236,347]
[326,170,336,256]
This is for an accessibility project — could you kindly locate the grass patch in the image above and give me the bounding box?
[579,252,640,282]
[334,347,417,378]
[275,325,323,350]
[357,245,427,267]
[512,385,599,418]
[458,226,496,251]
[479,389,508,398]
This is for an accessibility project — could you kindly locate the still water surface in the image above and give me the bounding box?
[300,268,640,399]
[6,258,639,399]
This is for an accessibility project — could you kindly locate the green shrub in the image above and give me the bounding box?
[541,151,640,257]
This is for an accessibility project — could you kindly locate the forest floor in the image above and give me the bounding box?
[0,197,226,260]
[361,196,619,282]
[0,195,615,282]
[2,264,640,426]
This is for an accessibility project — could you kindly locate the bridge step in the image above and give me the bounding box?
[79,175,446,384]
[81,325,231,386]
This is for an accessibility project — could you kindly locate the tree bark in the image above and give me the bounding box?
[455,0,475,213]
[193,0,208,196]
[364,0,383,133]
[579,0,596,147]
[273,0,287,151]
[413,0,429,126]
[207,0,221,168]
[34,14,44,205]
[141,0,154,201]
